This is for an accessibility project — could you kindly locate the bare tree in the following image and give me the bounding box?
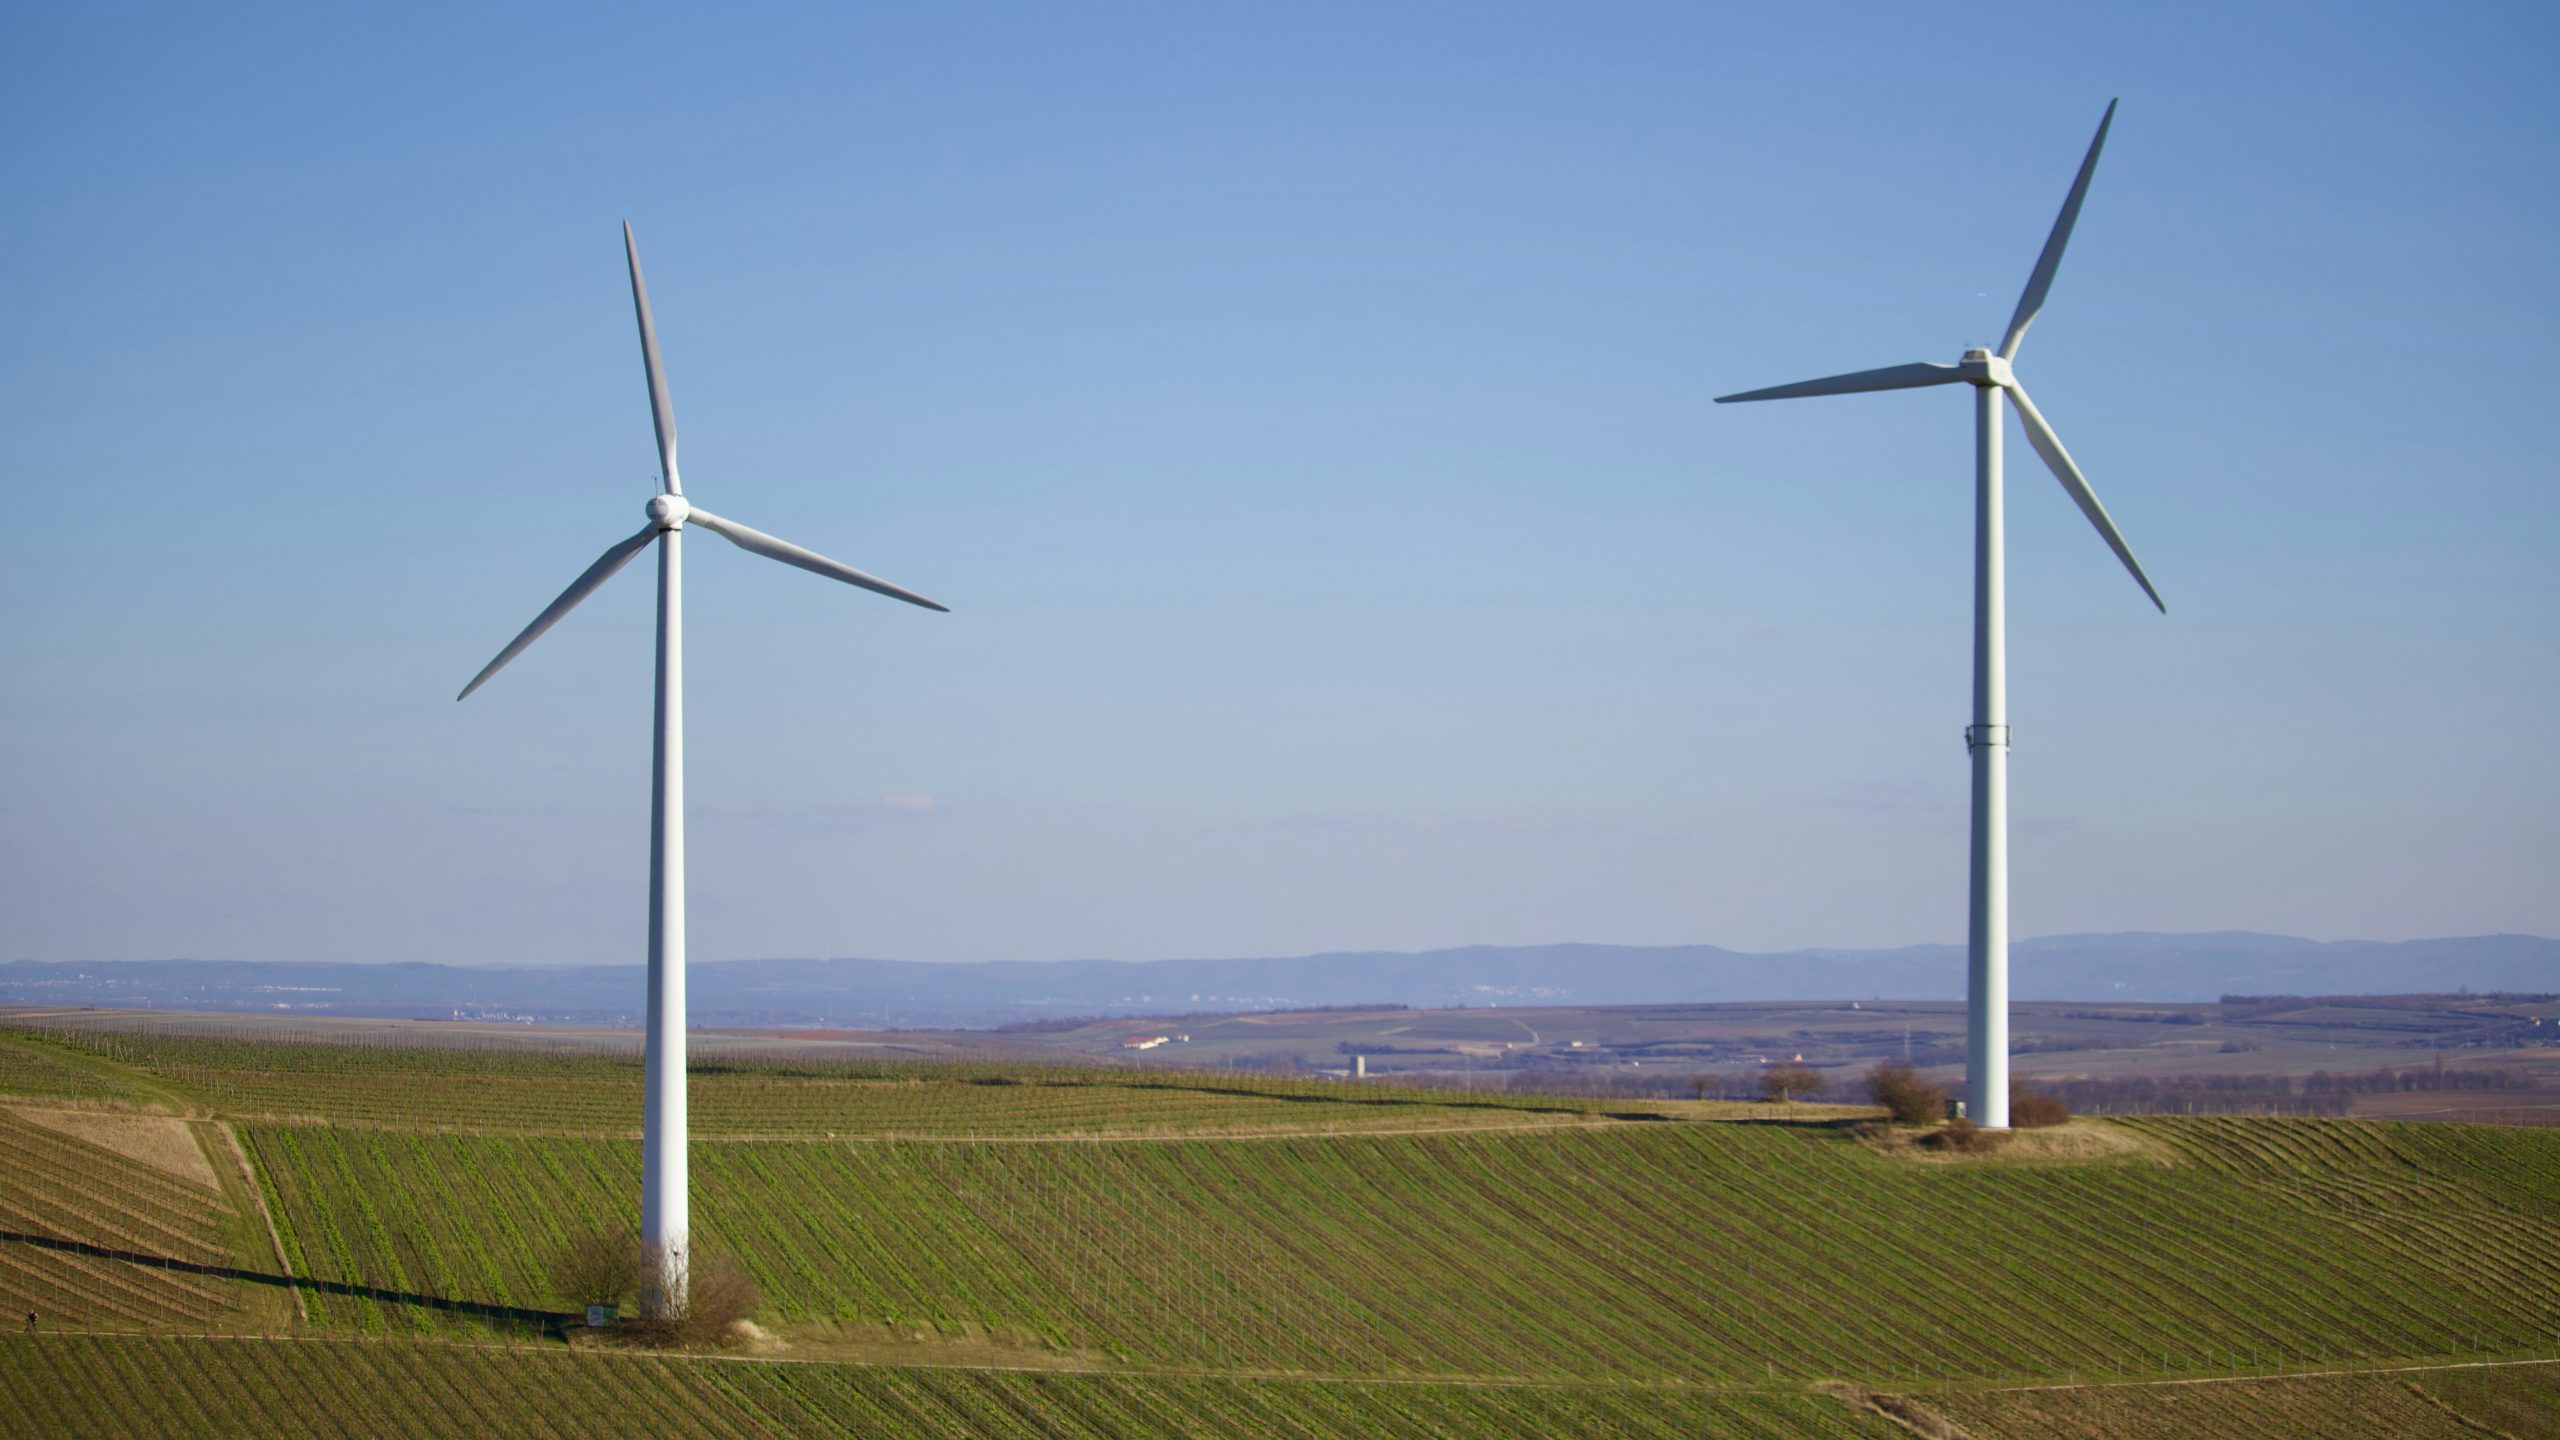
[2009,1080,2070,1128]
[1866,1062,1945,1125]
[553,1232,760,1347]
[1760,1063,1825,1103]
[547,1228,643,1312]
[628,1245,762,1347]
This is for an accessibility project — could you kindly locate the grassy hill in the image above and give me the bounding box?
[2,1023,2555,1436]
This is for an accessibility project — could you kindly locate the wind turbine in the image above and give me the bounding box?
[459,225,948,1309]
[1716,101,2162,1129]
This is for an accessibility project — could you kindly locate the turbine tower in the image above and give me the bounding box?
[1716,102,2162,1129]
[459,225,947,1308]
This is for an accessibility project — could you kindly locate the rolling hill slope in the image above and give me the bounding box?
[2,1024,2555,1436]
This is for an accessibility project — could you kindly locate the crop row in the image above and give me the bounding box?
[2126,1115,2560,1215]
[0,1335,1879,1439]
[0,1111,236,1328]
[240,1117,2560,1382]
[0,1032,156,1104]
[1933,1363,2560,1438]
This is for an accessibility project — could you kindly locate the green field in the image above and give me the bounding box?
[3,1023,2557,1436]
[0,1334,1892,1439]
[238,1118,2560,1379]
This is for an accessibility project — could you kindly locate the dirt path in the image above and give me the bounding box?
[204,1120,304,1324]
[1979,1355,2560,1394]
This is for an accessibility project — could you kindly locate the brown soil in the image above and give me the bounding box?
[1810,1379,1974,1438]
[11,1106,219,1189]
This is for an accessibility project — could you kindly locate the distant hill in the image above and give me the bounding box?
[4,932,2552,1028]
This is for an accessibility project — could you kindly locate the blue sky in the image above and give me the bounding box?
[3,3,2552,966]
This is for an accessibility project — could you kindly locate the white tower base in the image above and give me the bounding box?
[1966,379,2011,1130]
[642,523,690,1311]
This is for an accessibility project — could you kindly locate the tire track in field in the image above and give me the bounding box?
[208,1120,307,1323]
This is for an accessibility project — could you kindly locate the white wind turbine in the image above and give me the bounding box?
[1717,101,2162,1129]
[460,225,947,1309]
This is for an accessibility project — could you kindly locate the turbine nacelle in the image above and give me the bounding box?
[1957,349,2014,388]
[648,493,691,530]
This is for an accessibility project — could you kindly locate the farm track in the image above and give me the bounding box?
[1931,1356,2560,1438]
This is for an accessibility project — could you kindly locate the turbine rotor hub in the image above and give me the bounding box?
[647,494,691,530]
[1957,349,2014,388]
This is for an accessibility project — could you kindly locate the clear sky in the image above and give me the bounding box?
[3,3,2553,967]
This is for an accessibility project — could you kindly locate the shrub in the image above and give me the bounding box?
[1921,1116,2008,1153]
[1866,1062,1945,1125]
[2009,1083,2070,1129]
[1759,1063,1825,1103]
[672,1253,761,1346]
[629,1246,762,1348]
[546,1228,642,1312]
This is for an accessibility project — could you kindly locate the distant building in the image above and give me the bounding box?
[1120,1035,1169,1051]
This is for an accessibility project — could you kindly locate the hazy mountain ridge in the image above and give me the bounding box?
[3,933,2552,1029]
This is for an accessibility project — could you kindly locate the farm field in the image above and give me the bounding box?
[0,1334,1893,1439]
[20,996,2558,1123]
[1,1338,2552,1439]
[6,1028,1635,1138]
[0,1108,244,1330]
[1930,1362,2560,1438]
[237,1117,2560,1380]
[3,1022,2558,1436]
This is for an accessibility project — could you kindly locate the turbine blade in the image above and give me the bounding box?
[2006,383,2165,612]
[624,222,682,496]
[686,507,950,613]
[1999,100,2117,362]
[1715,362,1964,404]
[457,524,661,700]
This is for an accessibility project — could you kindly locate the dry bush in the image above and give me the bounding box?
[1759,1063,1825,1103]
[677,1253,761,1345]
[546,1228,642,1311]
[2009,1083,2071,1129]
[626,1247,762,1348]
[1866,1062,1945,1125]
[1920,1116,2009,1153]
